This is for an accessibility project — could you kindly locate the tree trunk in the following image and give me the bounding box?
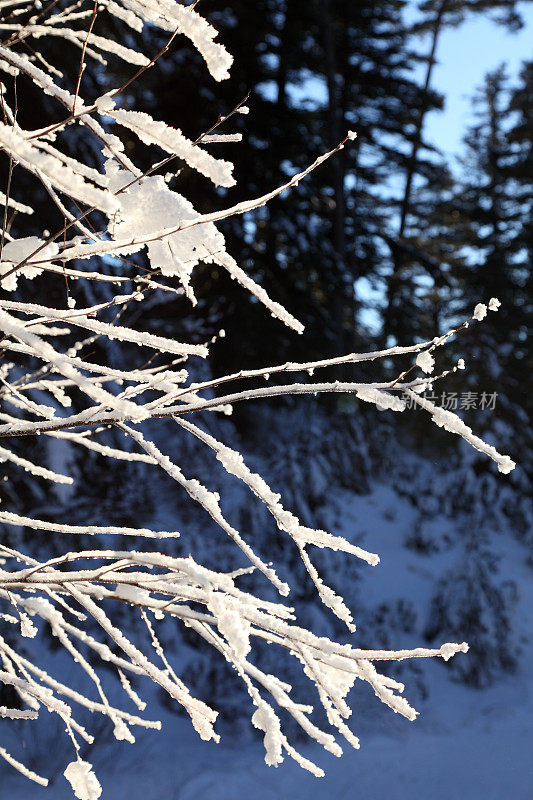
[385,0,449,342]
[323,0,349,362]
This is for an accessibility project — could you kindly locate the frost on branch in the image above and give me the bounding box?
[64,760,102,800]
[0,237,58,291]
[415,348,435,375]
[105,162,232,304]
[0,2,514,794]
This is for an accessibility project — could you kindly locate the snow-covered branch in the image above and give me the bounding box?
[0,2,515,795]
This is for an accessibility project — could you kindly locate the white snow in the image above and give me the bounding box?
[0,236,58,291]
[94,93,115,113]
[3,481,531,800]
[416,349,435,374]
[107,109,236,187]
[473,303,488,321]
[0,4,524,797]
[63,760,102,800]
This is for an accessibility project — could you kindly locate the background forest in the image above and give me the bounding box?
[1,0,531,796]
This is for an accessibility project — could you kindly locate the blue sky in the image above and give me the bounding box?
[421,1,533,160]
[357,2,532,332]
[281,2,532,162]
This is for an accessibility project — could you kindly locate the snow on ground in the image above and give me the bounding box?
[3,482,532,799]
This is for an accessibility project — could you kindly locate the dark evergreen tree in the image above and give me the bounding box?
[383,0,524,345]
[446,66,531,472]
[424,527,518,687]
[126,0,454,384]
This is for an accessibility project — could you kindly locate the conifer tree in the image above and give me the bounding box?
[384,0,523,345]
[451,67,530,464]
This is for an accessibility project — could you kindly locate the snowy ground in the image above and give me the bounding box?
[3,483,532,799]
